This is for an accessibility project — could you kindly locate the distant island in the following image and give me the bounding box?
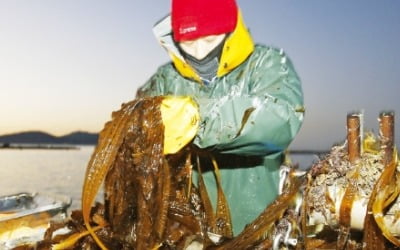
[0,131,99,148]
[0,131,329,154]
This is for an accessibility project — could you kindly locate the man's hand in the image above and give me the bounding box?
[161,96,200,154]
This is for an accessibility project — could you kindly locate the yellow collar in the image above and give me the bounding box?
[159,11,255,83]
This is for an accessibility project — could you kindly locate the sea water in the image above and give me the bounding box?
[0,146,95,210]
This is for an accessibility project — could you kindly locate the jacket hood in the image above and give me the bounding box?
[153,10,255,82]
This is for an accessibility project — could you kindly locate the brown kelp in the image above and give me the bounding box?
[36,96,304,249]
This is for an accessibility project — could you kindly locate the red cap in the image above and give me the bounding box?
[171,0,238,41]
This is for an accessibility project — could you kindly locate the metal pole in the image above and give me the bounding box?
[347,113,361,164]
[379,112,395,165]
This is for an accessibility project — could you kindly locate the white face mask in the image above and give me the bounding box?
[178,34,226,60]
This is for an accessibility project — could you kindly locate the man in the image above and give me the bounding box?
[137,0,304,236]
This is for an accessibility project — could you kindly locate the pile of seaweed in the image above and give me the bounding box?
[303,113,400,249]
[30,97,302,250]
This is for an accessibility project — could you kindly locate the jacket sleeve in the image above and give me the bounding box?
[194,47,305,156]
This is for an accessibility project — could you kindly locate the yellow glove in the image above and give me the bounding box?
[161,96,200,155]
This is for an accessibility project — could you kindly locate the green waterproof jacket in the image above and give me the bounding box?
[137,12,304,236]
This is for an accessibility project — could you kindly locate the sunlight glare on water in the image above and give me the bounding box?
[0,146,98,210]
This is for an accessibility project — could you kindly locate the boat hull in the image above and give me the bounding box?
[0,192,71,249]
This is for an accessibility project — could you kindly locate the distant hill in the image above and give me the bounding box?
[0,131,98,145]
[61,131,99,145]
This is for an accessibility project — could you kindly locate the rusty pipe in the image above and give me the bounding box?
[347,114,361,164]
[379,111,395,165]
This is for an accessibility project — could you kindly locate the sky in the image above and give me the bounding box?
[0,0,399,150]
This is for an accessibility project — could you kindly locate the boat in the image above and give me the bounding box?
[0,192,71,249]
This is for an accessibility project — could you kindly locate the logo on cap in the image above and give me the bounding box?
[179,26,197,35]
